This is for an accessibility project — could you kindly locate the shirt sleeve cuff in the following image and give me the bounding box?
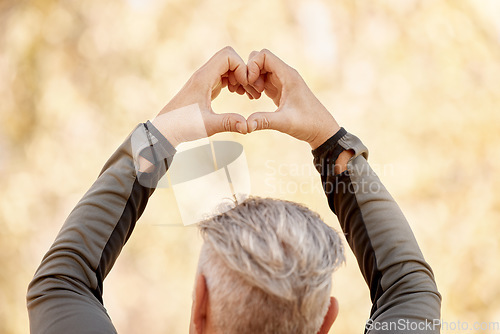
[145,120,176,158]
[312,127,348,162]
[130,122,177,188]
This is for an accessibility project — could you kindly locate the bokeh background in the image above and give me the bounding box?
[1,0,500,333]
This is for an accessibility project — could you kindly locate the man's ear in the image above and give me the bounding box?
[193,274,209,334]
[317,297,339,334]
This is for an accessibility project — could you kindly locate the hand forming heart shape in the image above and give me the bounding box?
[152,47,340,150]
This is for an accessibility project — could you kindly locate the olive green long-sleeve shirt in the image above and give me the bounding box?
[27,124,441,333]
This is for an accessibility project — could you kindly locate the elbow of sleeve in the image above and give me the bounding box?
[26,275,43,308]
[390,268,442,312]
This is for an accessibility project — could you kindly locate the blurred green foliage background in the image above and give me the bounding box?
[1,0,500,333]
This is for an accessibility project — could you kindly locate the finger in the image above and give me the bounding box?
[206,46,248,87]
[247,49,288,85]
[247,51,263,84]
[228,71,238,86]
[243,85,261,99]
[205,112,249,135]
[236,85,246,95]
[247,51,259,62]
[211,76,229,101]
[247,51,262,85]
[211,83,222,101]
[264,80,281,105]
[228,84,238,93]
[267,72,283,90]
[251,74,266,93]
[246,111,288,133]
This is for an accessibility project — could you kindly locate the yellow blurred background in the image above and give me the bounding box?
[1,0,500,333]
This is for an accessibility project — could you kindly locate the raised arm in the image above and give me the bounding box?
[27,46,255,334]
[27,123,175,334]
[246,49,441,333]
[313,131,441,333]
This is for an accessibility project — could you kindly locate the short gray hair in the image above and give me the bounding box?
[198,197,344,334]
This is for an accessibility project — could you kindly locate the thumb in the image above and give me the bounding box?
[204,112,248,136]
[246,111,287,133]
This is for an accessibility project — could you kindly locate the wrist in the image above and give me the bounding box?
[152,103,206,148]
[152,114,181,148]
[306,103,341,149]
[308,122,341,150]
[334,149,354,174]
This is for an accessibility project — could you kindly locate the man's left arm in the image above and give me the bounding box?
[27,123,175,334]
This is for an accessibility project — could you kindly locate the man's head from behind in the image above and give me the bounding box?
[189,197,345,334]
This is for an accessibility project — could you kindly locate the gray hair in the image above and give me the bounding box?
[198,197,345,334]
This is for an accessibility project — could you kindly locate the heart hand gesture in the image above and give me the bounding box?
[153,47,340,150]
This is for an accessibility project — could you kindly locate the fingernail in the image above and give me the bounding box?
[236,122,242,133]
[250,121,258,132]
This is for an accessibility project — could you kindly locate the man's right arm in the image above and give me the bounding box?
[313,129,441,333]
